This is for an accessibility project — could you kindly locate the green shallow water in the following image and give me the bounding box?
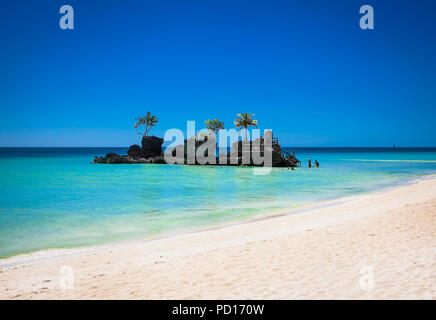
[1,147,436,258]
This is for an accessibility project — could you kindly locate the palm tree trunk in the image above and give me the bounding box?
[245,128,248,140]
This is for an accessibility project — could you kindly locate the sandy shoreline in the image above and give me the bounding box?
[1,176,435,299]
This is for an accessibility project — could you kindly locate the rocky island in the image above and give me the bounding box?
[92,112,300,167]
[92,135,300,167]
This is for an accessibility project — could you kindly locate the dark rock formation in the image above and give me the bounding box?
[151,156,166,164]
[127,144,141,159]
[92,152,165,164]
[166,136,300,167]
[140,136,164,158]
[93,134,299,167]
[93,153,132,164]
[224,138,299,167]
[168,137,210,164]
[93,138,165,164]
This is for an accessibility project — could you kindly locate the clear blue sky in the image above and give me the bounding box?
[0,0,435,147]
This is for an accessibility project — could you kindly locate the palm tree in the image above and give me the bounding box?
[234,112,258,140]
[204,118,224,134]
[134,112,158,137]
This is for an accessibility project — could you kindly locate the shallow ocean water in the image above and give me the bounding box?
[0,147,435,258]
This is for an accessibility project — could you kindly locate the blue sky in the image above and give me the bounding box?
[0,0,435,147]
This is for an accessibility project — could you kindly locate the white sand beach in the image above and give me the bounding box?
[0,176,435,299]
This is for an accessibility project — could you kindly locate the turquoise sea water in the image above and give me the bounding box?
[0,147,436,259]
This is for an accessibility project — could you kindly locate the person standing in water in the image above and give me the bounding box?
[315,160,319,168]
[308,158,312,168]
